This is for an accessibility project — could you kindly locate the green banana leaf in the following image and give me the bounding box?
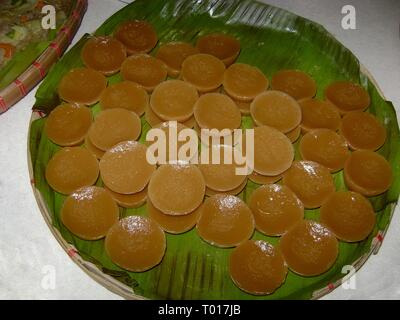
[29,0,400,300]
[0,0,76,90]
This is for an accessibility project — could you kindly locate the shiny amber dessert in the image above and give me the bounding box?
[229,240,287,295]
[99,81,148,116]
[196,33,240,66]
[283,160,335,209]
[58,68,107,105]
[150,80,199,122]
[320,191,376,242]
[280,220,339,276]
[114,20,158,55]
[81,36,126,75]
[45,147,99,195]
[248,126,294,176]
[223,63,268,101]
[156,41,198,77]
[194,93,241,131]
[147,199,201,234]
[340,111,386,151]
[271,70,317,100]
[99,141,156,194]
[299,98,341,132]
[181,53,225,92]
[325,81,370,114]
[299,129,350,172]
[121,54,167,92]
[88,108,141,151]
[250,91,301,133]
[61,186,119,240]
[105,216,166,272]
[45,103,92,147]
[249,184,304,236]
[196,194,254,248]
[344,150,392,196]
[148,164,205,215]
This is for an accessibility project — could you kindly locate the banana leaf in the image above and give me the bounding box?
[29,0,400,300]
[0,0,76,90]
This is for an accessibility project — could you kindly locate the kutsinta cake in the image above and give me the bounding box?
[283,160,336,209]
[271,69,317,100]
[196,33,241,66]
[245,125,294,176]
[299,98,341,132]
[249,184,304,236]
[45,147,99,195]
[181,53,225,92]
[230,240,287,295]
[150,80,198,122]
[58,67,107,105]
[120,54,167,92]
[105,216,166,272]
[325,81,370,114]
[196,194,255,248]
[99,81,148,116]
[344,150,392,196]
[148,163,205,216]
[88,108,141,151]
[45,103,92,147]
[99,141,155,194]
[250,90,301,133]
[114,20,158,55]
[320,191,376,242]
[280,220,339,276]
[223,63,269,101]
[340,111,386,151]
[299,128,350,172]
[194,93,241,132]
[61,186,119,240]
[81,36,127,75]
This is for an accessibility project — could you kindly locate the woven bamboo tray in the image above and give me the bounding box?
[0,0,87,114]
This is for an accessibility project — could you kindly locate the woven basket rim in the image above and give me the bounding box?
[0,0,87,114]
